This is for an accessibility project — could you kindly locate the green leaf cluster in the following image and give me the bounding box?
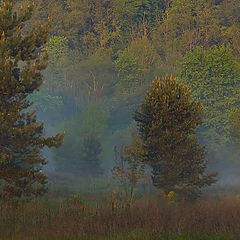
[180,45,240,148]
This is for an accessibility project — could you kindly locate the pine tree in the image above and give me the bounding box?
[81,135,103,176]
[0,0,63,199]
[134,75,216,200]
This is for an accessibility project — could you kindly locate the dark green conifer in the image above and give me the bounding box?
[0,0,63,199]
[81,135,103,176]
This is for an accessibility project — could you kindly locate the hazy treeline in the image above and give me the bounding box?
[25,0,240,184]
[1,2,240,239]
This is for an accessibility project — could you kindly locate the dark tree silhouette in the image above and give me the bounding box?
[134,75,217,200]
[0,0,63,199]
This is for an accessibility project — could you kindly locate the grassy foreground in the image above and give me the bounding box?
[1,196,240,240]
[7,233,231,240]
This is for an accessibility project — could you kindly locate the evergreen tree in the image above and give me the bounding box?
[0,0,63,199]
[134,75,216,200]
[55,103,108,176]
[81,135,103,176]
[132,0,166,37]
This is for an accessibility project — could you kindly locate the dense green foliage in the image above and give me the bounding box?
[133,75,216,200]
[229,109,240,145]
[1,3,240,240]
[21,0,240,181]
[2,0,240,201]
[0,0,63,199]
[180,46,240,148]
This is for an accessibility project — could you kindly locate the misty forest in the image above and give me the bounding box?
[1,0,240,239]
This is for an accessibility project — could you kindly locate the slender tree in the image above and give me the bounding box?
[134,75,216,200]
[112,133,145,207]
[0,0,63,199]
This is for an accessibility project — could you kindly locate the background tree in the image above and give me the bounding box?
[44,35,80,117]
[78,49,117,103]
[229,109,240,146]
[179,45,240,149]
[114,36,161,98]
[0,0,63,199]
[134,75,216,200]
[112,133,145,207]
[80,135,103,176]
[152,0,240,68]
[29,36,67,120]
[220,108,240,168]
[55,104,109,175]
[11,0,239,197]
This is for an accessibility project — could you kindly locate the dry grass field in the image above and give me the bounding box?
[1,195,240,240]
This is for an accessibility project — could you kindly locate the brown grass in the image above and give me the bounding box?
[0,196,240,239]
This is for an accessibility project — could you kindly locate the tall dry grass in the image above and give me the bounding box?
[0,196,240,239]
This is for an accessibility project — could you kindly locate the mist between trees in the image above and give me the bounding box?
[1,0,240,203]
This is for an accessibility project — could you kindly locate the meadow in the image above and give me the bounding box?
[1,173,238,240]
[1,189,240,240]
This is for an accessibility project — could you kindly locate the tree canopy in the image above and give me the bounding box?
[133,75,216,200]
[0,0,63,199]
